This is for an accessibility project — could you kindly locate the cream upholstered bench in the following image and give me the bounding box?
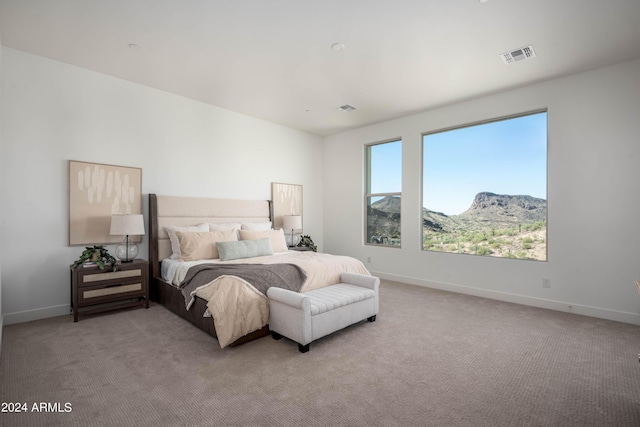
[267,273,379,353]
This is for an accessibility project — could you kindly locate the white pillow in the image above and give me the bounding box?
[239,228,288,253]
[209,223,241,232]
[241,222,272,231]
[165,223,209,259]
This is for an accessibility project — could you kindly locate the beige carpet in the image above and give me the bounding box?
[1,279,639,427]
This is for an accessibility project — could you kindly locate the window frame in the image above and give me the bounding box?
[420,109,548,261]
[364,138,402,248]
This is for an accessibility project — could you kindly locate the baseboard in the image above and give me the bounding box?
[371,270,640,326]
[3,304,70,326]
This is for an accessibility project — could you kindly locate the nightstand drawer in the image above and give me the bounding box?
[81,269,142,284]
[77,281,144,306]
[82,282,143,299]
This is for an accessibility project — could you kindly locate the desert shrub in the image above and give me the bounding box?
[532,221,546,231]
[458,233,472,243]
[476,246,492,256]
[441,234,457,244]
[471,233,486,244]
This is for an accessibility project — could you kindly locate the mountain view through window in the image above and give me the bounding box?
[422,111,547,260]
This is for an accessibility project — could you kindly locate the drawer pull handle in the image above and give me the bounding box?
[105,284,122,288]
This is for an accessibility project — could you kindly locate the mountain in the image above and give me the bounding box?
[423,192,546,232]
[368,196,401,241]
[369,192,546,238]
[371,195,401,213]
[460,192,546,223]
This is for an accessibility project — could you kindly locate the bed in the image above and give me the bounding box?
[148,193,370,348]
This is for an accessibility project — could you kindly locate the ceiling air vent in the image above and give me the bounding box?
[337,104,357,112]
[500,45,536,65]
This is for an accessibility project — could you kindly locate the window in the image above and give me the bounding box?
[422,111,547,260]
[365,140,402,247]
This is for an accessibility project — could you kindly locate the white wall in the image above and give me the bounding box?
[324,58,640,325]
[0,47,324,324]
[0,35,4,353]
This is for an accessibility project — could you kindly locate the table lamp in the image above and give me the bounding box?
[110,214,145,262]
[282,215,302,247]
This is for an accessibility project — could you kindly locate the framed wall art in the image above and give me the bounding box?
[271,182,303,231]
[68,160,142,245]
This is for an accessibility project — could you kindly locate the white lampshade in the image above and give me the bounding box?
[282,215,302,232]
[110,214,145,262]
[110,214,145,236]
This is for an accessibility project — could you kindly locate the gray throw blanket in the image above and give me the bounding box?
[178,263,307,309]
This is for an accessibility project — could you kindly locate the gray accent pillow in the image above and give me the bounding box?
[216,238,274,261]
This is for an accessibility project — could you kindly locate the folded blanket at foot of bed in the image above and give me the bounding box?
[178,263,308,348]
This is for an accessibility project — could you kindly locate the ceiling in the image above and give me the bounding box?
[1,0,640,136]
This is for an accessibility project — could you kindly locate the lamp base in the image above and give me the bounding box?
[285,234,301,247]
[115,236,139,262]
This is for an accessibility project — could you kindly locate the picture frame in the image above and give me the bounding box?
[68,160,142,245]
[271,182,303,231]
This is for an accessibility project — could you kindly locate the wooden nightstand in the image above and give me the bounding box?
[70,258,149,322]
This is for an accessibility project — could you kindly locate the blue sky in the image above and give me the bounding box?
[369,112,547,215]
[369,140,402,194]
[424,112,547,215]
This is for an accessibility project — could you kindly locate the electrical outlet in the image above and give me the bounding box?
[542,278,551,288]
[367,256,371,263]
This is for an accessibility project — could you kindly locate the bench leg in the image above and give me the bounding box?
[272,332,283,340]
[367,315,376,322]
[298,343,310,353]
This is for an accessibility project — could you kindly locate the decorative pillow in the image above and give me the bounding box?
[165,223,209,259]
[208,222,241,232]
[216,238,273,261]
[239,228,288,253]
[175,230,238,261]
[240,222,272,231]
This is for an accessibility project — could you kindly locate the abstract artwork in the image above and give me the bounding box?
[271,182,303,231]
[68,161,142,245]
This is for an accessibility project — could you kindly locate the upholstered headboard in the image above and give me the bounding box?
[148,194,272,281]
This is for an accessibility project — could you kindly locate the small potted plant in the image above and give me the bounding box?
[296,235,317,252]
[72,245,118,271]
